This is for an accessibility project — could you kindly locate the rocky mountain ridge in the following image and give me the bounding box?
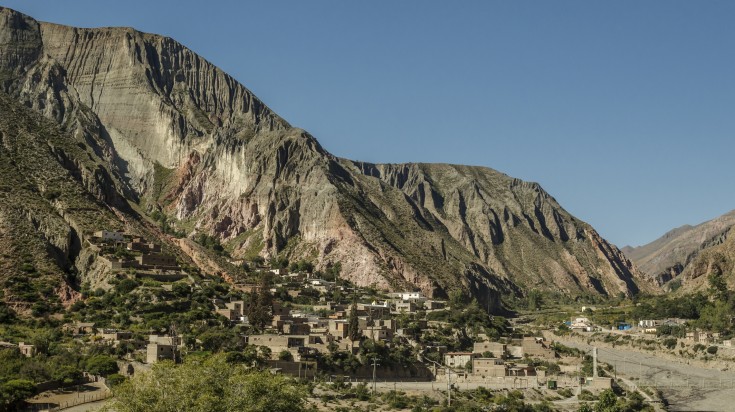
[622,210,735,288]
[0,7,658,311]
[675,230,735,294]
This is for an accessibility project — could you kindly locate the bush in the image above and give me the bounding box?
[707,346,718,355]
[557,388,574,398]
[115,278,140,294]
[577,389,596,401]
[662,338,678,349]
[106,374,126,386]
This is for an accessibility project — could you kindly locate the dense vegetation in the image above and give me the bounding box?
[631,271,735,337]
[103,354,308,412]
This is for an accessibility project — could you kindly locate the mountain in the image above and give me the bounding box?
[0,7,658,313]
[622,210,735,287]
[675,229,735,293]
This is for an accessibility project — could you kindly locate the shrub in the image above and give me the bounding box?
[278,350,293,361]
[577,389,596,401]
[106,374,126,386]
[662,338,677,349]
[557,388,574,398]
[707,346,718,355]
[115,278,140,294]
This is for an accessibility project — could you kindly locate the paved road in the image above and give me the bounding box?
[557,339,735,411]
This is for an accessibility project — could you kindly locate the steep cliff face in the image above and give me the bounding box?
[349,162,649,296]
[0,90,123,313]
[622,210,735,287]
[674,233,735,294]
[0,7,659,308]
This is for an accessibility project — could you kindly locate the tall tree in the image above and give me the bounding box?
[348,293,361,344]
[247,275,274,330]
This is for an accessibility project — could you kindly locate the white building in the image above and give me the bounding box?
[389,292,424,301]
[638,319,662,328]
[444,352,476,368]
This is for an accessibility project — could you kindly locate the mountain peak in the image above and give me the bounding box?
[0,7,659,311]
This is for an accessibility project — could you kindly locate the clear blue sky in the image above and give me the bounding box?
[4,1,735,247]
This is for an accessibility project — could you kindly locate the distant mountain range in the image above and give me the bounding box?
[622,210,735,291]
[0,7,658,314]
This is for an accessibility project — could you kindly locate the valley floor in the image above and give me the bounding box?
[553,336,735,411]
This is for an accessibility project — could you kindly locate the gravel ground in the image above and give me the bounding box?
[556,338,735,411]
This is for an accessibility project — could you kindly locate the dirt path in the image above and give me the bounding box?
[60,400,107,412]
[27,381,110,411]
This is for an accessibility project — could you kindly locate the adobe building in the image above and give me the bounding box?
[127,238,162,253]
[472,358,506,377]
[18,342,36,357]
[444,352,476,368]
[93,231,125,243]
[136,253,178,269]
[473,341,507,357]
[147,343,175,363]
[521,337,556,359]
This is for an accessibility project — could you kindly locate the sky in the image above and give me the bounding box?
[3,1,734,247]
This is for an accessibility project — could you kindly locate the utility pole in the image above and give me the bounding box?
[170,324,179,364]
[592,347,598,378]
[614,362,617,380]
[371,357,380,394]
[447,366,452,407]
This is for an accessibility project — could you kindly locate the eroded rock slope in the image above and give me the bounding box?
[0,7,659,309]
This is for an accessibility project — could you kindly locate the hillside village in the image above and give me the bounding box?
[9,229,727,383]
[5,228,735,411]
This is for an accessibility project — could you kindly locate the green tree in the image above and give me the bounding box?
[324,262,341,282]
[348,294,361,343]
[28,328,57,355]
[198,327,241,352]
[594,389,621,412]
[0,303,15,324]
[53,366,83,385]
[259,346,272,361]
[527,289,543,310]
[0,379,36,410]
[247,277,274,330]
[85,355,119,376]
[103,354,307,412]
[697,300,732,333]
[708,271,728,302]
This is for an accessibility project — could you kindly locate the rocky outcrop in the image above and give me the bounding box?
[623,210,735,287]
[0,6,659,308]
[675,234,735,294]
[348,162,651,296]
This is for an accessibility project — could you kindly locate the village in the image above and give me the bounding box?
[5,230,735,411]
